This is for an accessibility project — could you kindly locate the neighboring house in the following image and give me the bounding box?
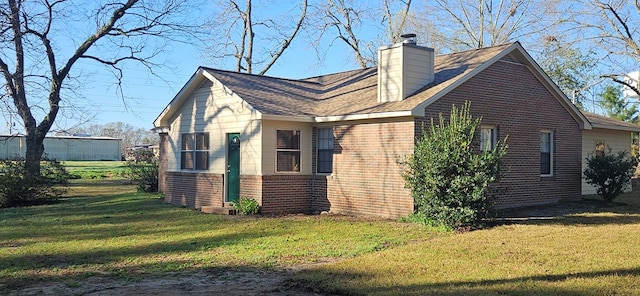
[581,112,640,195]
[153,39,636,219]
[0,135,122,161]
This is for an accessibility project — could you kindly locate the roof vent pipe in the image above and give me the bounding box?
[400,33,416,44]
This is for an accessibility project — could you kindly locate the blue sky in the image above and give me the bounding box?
[0,1,366,135]
[1,1,633,135]
[0,28,363,135]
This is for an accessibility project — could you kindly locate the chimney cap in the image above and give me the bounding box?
[400,33,416,44]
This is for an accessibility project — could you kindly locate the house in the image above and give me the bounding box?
[153,39,639,219]
[581,112,640,195]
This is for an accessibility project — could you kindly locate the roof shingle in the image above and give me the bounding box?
[203,43,514,117]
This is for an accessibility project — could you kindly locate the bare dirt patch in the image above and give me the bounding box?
[3,269,323,296]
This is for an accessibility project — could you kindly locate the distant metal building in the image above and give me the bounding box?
[0,135,122,161]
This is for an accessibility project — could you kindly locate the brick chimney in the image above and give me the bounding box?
[377,33,434,103]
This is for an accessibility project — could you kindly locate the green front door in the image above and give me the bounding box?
[227,133,241,203]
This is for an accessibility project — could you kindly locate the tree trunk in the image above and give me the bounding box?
[24,128,46,179]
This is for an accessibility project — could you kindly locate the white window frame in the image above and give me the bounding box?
[540,130,553,176]
[275,129,301,173]
[480,126,497,151]
[316,127,334,174]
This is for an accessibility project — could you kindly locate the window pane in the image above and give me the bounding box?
[318,128,333,149]
[196,133,209,150]
[195,151,209,170]
[182,134,194,150]
[540,153,551,174]
[277,130,300,149]
[540,133,551,153]
[480,128,493,151]
[540,132,552,175]
[317,150,333,173]
[181,151,193,169]
[277,151,300,172]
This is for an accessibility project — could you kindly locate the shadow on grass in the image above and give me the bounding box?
[0,181,288,289]
[291,266,640,295]
[494,192,640,227]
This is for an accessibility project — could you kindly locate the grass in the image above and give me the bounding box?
[290,192,640,295]
[3,179,640,295]
[0,179,431,290]
[62,161,129,179]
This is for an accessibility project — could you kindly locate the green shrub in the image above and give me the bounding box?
[399,102,507,230]
[126,149,158,193]
[0,157,69,208]
[583,148,636,202]
[233,197,260,215]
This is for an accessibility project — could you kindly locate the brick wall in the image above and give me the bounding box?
[163,171,224,208]
[323,120,415,218]
[240,175,263,205]
[418,58,583,208]
[261,175,312,214]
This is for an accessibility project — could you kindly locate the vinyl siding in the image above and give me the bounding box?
[165,79,262,175]
[581,128,633,195]
[261,120,312,175]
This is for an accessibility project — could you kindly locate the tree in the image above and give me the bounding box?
[569,1,640,96]
[206,0,307,75]
[598,85,638,122]
[310,0,412,68]
[538,38,597,107]
[399,102,508,230]
[0,0,198,179]
[417,0,559,53]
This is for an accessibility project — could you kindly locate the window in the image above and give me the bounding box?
[181,133,209,170]
[276,130,300,172]
[317,127,334,173]
[540,131,553,176]
[595,140,605,157]
[480,126,497,151]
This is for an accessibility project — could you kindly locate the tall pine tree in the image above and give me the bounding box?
[598,86,638,123]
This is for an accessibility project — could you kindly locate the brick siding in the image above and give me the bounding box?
[320,120,415,218]
[417,58,582,208]
[163,171,224,208]
[261,175,313,214]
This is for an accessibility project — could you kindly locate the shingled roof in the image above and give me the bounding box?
[584,112,640,132]
[201,43,514,117]
[155,42,591,128]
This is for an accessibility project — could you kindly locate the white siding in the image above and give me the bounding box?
[581,128,633,195]
[262,120,312,175]
[378,46,403,103]
[377,43,434,103]
[165,79,262,175]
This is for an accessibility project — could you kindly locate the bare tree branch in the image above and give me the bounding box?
[0,0,204,177]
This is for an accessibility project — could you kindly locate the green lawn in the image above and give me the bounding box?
[0,180,431,290]
[62,161,129,179]
[2,180,640,295]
